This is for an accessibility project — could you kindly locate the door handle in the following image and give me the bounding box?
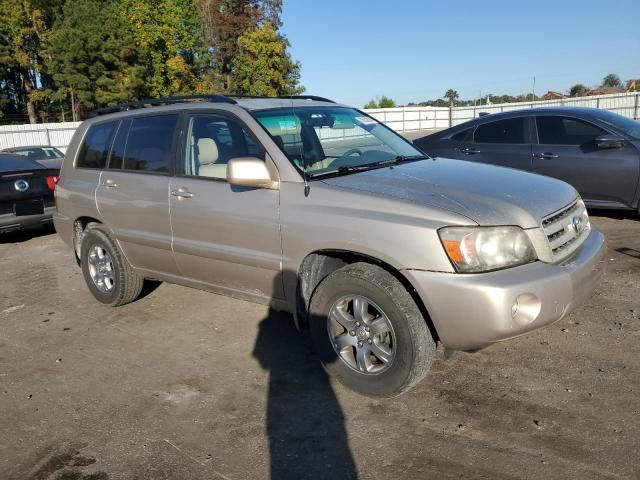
[460,147,481,155]
[533,152,559,159]
[171,188,194,199]
[102,179,117,188]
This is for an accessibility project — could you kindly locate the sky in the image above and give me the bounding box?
[280,0,640,107]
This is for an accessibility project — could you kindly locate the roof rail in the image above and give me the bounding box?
[87,93,336,118]
[229,94,336,103]
[88,94,237,118]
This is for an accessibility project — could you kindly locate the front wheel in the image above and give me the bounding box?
[309,263,435,397]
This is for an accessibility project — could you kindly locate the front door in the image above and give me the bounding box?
[95,114,180,275]
[532,115,640,207]
[169,112,283,301]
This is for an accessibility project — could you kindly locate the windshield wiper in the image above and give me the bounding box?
[310,154,429,179]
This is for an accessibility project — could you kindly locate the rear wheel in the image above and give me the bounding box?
[309,262,435,397]
[80,225,143,306]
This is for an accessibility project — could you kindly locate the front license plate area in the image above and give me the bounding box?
[14,199,44,216]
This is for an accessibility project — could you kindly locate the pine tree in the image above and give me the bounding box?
[232,21,303,96]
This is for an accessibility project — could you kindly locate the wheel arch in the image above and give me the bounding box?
[293,249,440,343]
[72,216,103,265]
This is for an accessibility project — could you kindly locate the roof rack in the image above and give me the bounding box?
[88,94,336,118]
[88,94,237,118]
[229,94,336,103]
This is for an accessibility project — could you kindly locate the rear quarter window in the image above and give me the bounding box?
[76,122,118,169]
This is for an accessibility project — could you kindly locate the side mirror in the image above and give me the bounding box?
[226,157,277,189]
[595,134,625,149]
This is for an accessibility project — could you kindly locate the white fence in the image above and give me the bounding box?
[0,121,80,153]
[1,92,639,151]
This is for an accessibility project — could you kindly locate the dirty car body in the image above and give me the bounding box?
[54,95,606,397]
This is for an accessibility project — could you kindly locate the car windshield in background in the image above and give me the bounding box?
[8,147,64,160]
[593,110,640,140]
[252,107,426,178]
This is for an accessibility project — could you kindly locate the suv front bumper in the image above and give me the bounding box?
[403,228,606,351]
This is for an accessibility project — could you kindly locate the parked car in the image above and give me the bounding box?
[414,107,640,212]
[1,145,64,169]
[54,95,606,397]
[0,153,59,234]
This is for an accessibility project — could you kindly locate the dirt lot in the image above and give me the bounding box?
[1,211,639,480]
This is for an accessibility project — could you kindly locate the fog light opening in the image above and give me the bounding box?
[511,293,541,325]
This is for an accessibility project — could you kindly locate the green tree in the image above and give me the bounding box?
[364,99,378,109]
[444,89,459,106]
[602,74,621,88]
[569,84,588,97]
[378,96,395,108]
[199,0,283,92]
[48,0,146,120]
[232,21,303,96]
[0,0,63,123]
[118,0,214,97]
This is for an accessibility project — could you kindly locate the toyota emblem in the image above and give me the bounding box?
[572,215,582,233]
[14,179,29,192]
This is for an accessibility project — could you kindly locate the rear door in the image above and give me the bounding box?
[532,115,640,207]
[95,114,180,276]
[169,111,283,300]
[465,116,533,171]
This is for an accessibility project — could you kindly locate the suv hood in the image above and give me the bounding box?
[321,157,578,228]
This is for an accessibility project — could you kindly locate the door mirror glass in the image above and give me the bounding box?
[226,157,276,189]
[595,134,625,149]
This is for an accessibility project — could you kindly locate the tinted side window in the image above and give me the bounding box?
[122,115,178,173]
[536,116,606,145]
[451,128,474,142]
[76,122,117,169]
[474,118,526,144]
[182,114,265,179]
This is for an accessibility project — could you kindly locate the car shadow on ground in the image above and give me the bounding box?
[0,224,56,244]
[252,308,359,480]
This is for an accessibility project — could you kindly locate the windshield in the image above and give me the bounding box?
[252,106,425,177]
[593,110,640,140]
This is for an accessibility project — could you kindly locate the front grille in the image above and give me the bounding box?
[542,199,590,262]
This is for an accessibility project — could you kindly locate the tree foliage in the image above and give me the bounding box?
[198,0,282,91]
[233,21,303,96]
[0,0,303,123]
[444,89,459,106]
[569,84,588,97]
[602,74,621,88]
[48,0,146,120]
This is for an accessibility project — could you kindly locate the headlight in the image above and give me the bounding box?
[439,226,537,273]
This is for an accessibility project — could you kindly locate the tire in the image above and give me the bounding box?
[309,262,435,398]
[80,224,144,306]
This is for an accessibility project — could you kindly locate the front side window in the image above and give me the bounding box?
[182,114,265,179]
[76,121,117,169]
[120,115,178,173]
[252,107,424,177]
[474,118,526,144]
[451,127,474,142]
[536,116,606,145]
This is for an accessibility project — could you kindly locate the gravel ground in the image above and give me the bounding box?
[1,211,639,480]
